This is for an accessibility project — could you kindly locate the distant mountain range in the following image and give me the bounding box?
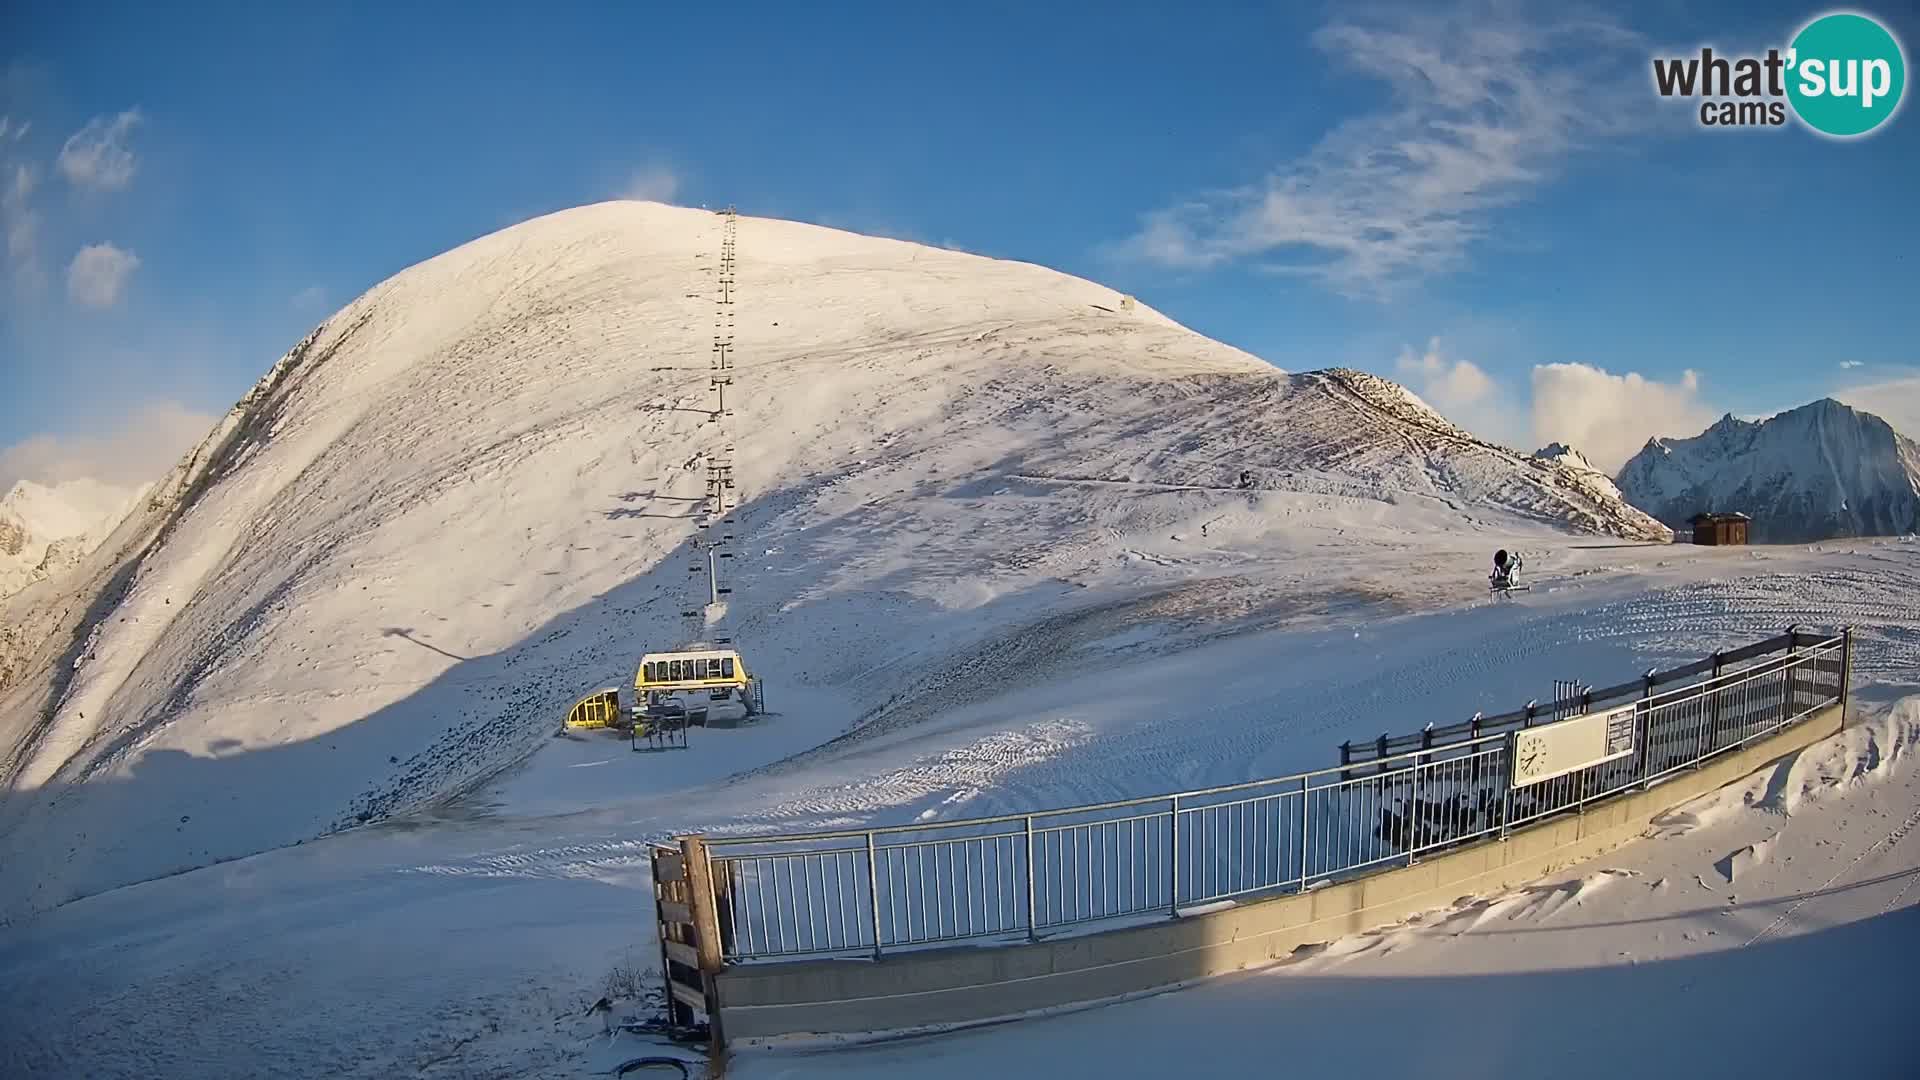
[1615,398,1920,543]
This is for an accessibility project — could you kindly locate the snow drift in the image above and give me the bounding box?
[0,201,1669,919]
[1617,399,1920,542]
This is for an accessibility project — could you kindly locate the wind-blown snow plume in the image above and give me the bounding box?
[0,400,217,492]
[1837,375,1920,441]
[1532,362,1716,472]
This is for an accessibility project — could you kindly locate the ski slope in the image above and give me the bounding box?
[0,201,1665,922]
[0,540,1915,1079]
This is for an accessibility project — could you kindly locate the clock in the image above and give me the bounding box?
[1516,733,1548,778]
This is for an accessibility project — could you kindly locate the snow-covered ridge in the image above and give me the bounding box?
[1318,369,1661,538]
[1617,398,1920,542]
[1534,442,1601,475]
[1534,442,1622,502]
[0,200,1669,918]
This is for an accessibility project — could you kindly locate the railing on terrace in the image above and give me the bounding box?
[699,629,1851,962]
[1339,627,1844,768]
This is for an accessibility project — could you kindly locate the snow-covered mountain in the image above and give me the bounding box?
[1534,442,1601,477]
[0,478,146,602]
[1533,442,1622,501]
[1617,400,1920,543]
[0,201,1669,918]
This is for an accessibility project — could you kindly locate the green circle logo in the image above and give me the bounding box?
[1786,12,1907,137]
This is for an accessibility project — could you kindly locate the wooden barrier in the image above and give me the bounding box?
[650,839,728,1055]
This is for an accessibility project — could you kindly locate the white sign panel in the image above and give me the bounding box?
[1510,704,1637,789]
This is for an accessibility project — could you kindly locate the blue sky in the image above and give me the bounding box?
[2,0,1916,487]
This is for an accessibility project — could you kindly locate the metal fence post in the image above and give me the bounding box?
[1841,626,1854,724]
[1500,736,1515,839]
[1645,670,1664,782]
[1408,749,1422,864]
[864,831,883,960]
[1783,626,1800,724]
[1707,651,1724,757]
[1168,795,1181,917]
[1298,775,1312,889]
[1024,815,1038,942]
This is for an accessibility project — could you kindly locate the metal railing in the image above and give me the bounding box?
[701,630,1850,962]
[1339,627,1840,767]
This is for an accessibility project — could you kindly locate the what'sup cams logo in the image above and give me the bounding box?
[1653,10,1907,136]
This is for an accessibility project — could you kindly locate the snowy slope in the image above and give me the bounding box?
[0,478,145,601]
[1617,399,1920,542]
[0,200,1667,920]
[0,543,1913,1078]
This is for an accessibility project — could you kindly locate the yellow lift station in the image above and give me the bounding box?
[635,648,765,726]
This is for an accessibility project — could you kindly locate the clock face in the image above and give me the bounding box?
[1517,734,1547,775]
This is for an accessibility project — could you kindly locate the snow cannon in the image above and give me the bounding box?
[1489,549,1528,597]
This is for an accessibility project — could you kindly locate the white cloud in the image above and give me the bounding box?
[1397,337,1494,409]
[67,243,140,308]
[57,109,142,192]
[4,162,36,261]
[0,400,218,492]
[619,164,681,204]
[1,158,44,294]
[1392,336,1522,445]
[1838,360,1864,369]
[1835,375,1920,439]
[1529,362,1717,472]
[292,285,327,310]
[1121,5,1646,295]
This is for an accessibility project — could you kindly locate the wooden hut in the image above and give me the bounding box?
[1690,512,1751,546]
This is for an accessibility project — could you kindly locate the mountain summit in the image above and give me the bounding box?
[0,201,1668,917]
[1617,398,1920,542]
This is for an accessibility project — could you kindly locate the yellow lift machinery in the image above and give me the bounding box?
[635,648,765,728]
[562,687,623,730]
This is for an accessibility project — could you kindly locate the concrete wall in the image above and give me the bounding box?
[716,704,1843,1043]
